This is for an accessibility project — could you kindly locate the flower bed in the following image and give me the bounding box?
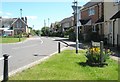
[86,47,112,66]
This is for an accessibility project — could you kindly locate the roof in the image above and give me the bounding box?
[1,18,17,27]
[110,10,120,20]
[1,17,28,28]
[82,0,102,10]
[11,18,27,26]
[79,18,91,25]
[60,16,74,24]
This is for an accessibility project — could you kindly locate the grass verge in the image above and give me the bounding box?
[0,37,26,43]
[10,50,119,80]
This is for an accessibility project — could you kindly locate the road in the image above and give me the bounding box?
[0,36,67,78]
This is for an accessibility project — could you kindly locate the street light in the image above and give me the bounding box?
[72,0,81,54]
[48,18,50,27]
[20,9,22,18]
[19,9,22,41]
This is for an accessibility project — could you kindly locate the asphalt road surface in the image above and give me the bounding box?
[0,36,66,78]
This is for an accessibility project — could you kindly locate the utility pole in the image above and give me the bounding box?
[33,25,34,28]
[48,18,50,27]
[72,0,79,54]
[44,19,46,27]
[19,9,23,41]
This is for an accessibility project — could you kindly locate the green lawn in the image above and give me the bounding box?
[0,37,26,43]
[10,50,119,80]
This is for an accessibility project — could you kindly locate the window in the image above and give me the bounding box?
[115,0,120,3]
[92,25,96,32]
[114,0,120,5]
[17,22,18,28]
[20,21,22,28]
[88,7,95,16]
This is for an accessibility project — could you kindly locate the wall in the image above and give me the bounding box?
[81,3,103,24]
[104,1,118,45]
[13,19,27,34]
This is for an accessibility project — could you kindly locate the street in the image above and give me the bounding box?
[0,36,66,78]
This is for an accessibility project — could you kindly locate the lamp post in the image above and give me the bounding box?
[72,0,79,54]
[48,18,50,27]
[20,9,22,18]
[19,9,23,41]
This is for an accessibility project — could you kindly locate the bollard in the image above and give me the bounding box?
[58,42,60,53]
[3,54,9,82]
[100,41,103,65]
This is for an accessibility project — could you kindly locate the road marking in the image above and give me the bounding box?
[0,57,4,61]
[40,37,43,44]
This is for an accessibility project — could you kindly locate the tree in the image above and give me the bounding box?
[41,27,50,36]
[35,30,41,36]
[54,22,61,32]
[28,27,36,35]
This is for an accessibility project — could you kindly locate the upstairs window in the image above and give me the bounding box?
[114,0,120,5]
[115,0,120,3]
[88,7,95,16]
[17,22,19,28]
[20,21,22,28]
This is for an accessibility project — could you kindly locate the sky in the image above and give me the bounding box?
[1,1,90,30]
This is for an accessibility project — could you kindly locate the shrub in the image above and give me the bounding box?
[86,47,112,64]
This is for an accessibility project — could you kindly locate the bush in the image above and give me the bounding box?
[69,32,75,41]
[86,47,112,64]
[14,35,21,38]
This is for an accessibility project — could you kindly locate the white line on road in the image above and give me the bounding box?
[40,37,43,44]
[0,57,4,61]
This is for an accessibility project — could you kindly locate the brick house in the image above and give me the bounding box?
[60,16,74,33]
[104,0,120,47]
[50,22,60,33]
[0,17,15,36]
[11,17,28,35]
[0,17,29,36]
[0,17,3,36]
[80,1,104,41]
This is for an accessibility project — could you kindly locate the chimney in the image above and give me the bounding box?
[25,17,27,24]
[21,17,24,21]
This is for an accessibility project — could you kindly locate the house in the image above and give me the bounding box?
[60,16,74,33]
[50,23,55,33]
[104,0,120,47]
[50,22,61,33]
[80,0,104,41]
[0,17,29,36]
[0,17,3,36]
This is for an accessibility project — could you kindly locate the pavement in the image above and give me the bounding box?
[53,37,120,62]
[0,36,67,80]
